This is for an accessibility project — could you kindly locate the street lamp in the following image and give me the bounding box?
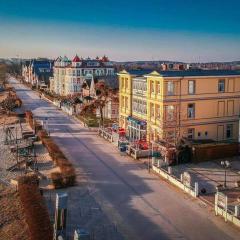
[221,160,231,188]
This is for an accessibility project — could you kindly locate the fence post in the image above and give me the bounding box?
[235,205,240,217]
[152,157,156,166]
[194,182,199,197]
[225,196,228,222]
[215,193,218,216]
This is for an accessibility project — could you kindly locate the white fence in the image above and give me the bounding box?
[215,192,240,228]
[98,128,114,142]
[126,146,151,159]
[152,165,199,198]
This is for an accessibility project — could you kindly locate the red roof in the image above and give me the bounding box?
[72,55,81,62]
[101,55,109,62]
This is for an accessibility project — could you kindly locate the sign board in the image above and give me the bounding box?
[216,192,227,209]
[182,172,191,188]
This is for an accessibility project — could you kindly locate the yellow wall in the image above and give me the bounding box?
[163,76,240,142]
[118,70,240,143]
[118,71,132,129]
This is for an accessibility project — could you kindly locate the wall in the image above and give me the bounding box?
[118,71,133,129]
[193,142,239,163]
[163,75,240,141]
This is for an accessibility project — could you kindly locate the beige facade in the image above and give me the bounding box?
[118,69,240,143]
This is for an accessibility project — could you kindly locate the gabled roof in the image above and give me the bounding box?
[55,56,62,62]
[146,70,161,76]
[118,69,154,76]
[72,55,81,62]
[23,60,31,67]
[62,56,70,62]
[101,55,109,62]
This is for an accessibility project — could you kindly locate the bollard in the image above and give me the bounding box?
[235,205,240,217]
[168,166,172,175]
[152,157,156,166]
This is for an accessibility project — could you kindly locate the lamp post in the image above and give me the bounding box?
[221,160,231,188]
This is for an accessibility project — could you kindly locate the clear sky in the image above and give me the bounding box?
[0,0,240,62]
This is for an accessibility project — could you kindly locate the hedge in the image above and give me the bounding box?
[37,130,76,188]
[18,174,53,240]
[25,111,76,188]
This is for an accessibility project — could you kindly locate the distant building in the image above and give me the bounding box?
[161,63,187,71]
[50,55,115,96]
[22,59,53,87]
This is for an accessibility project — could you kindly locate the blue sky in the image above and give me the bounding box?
[0,0,240,62]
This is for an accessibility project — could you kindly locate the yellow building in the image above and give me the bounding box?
[118,69,240,143]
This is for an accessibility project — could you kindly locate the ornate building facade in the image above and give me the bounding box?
[118,69,240,143]
[22,59,53,87]
[50,55,115,96]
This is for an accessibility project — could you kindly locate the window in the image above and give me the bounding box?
[166,131,175,140]
[125,97,128,108]
[226,124,233,139]
[122,78,125,89]
[121,96,124,108]
[198,132,201,137]
[167,81,174,95]
[187,128,195,139]
[156,82,160,94]
[218,79,225,92]
[156,105,160,119]
[187,103,195,118]
[151,81,154,93]
[151,104,154,117]
[125,78,128,89]
[205,131,208,136]
[166,105,174,121]
[188,80,195,94]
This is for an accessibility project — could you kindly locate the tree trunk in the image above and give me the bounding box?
[100,106,104,127]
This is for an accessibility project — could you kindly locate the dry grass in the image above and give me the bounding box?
[0,184,31,240]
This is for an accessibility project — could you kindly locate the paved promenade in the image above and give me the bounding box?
[10,77,240,240]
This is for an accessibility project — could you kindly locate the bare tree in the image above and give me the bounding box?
[0,64,7,88]
[80,83,116,126]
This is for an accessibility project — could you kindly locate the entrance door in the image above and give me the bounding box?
[217,125,224,141]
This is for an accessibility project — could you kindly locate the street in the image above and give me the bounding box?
[11,77,240,240]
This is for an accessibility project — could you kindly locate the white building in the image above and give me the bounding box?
[51,55,115,96]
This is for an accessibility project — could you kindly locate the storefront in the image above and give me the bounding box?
[127,116,147,141]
